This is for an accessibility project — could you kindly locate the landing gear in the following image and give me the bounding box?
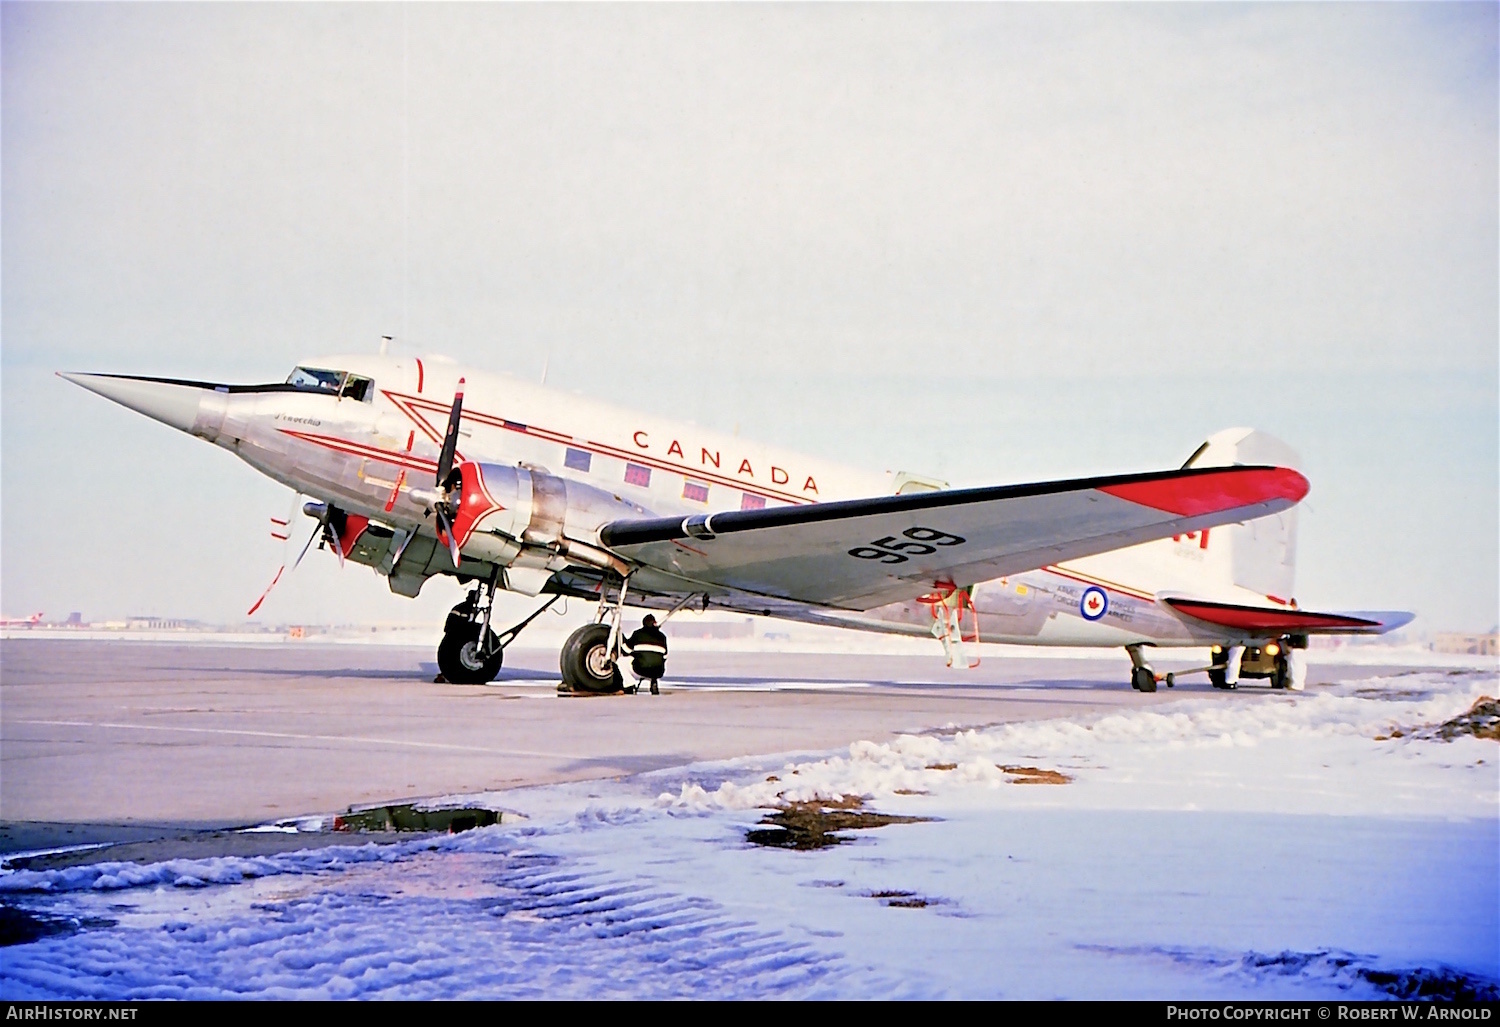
[560,622,623,693]
[436,575,560,685]
[558,573,634,694]
[1126,644,1157,693]
[437,620,503,685]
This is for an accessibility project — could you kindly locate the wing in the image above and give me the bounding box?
[599,465,1308,611]
[1162,598,1414,636]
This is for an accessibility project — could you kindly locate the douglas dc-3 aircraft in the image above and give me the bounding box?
[62,354,1410,693]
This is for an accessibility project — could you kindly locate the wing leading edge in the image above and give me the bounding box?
[599,465,1308,611]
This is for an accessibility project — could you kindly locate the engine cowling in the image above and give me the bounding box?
[448,460,648,575]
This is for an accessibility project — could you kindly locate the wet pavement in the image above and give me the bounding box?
[0,638,1429,859]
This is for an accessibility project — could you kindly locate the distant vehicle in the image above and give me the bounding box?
[62,356,1407,692]
[0,612,44,628]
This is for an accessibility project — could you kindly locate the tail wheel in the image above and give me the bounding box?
[561,623,623,693]
[437,623,503,684]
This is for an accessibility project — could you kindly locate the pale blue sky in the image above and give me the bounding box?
[3,3,1496,632]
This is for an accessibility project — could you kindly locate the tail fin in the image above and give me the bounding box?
[1181,428,1301,603]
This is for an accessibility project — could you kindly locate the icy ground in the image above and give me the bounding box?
[1,671,1496,1000]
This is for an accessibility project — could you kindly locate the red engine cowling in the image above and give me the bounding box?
[448,461,648,574]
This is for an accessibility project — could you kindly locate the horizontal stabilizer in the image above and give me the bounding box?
[1163,598,1413,635]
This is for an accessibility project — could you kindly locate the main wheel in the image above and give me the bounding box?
[437,623,504,684]
[1131,666,1157,693]
[561,623,623,693]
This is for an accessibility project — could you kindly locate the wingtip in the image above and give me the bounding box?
[1099,465,1311,517]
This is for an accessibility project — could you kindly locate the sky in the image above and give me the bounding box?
[2,2,1496,632]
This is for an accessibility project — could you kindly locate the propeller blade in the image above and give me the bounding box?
[248,492,303,617]
[434,505,462,568]
[435,378,465,487]
[247,566,284,616]
[325,519,345,569]
[291,519,321,570]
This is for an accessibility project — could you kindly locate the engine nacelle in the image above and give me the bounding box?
[448,461,648,576]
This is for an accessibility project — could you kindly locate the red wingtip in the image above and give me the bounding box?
[1099,467,1308,517]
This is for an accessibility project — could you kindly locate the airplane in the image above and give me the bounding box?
[60,354,1410,694]
[0,612,44,628]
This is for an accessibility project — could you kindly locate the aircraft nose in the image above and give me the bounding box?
[58,372,222,438]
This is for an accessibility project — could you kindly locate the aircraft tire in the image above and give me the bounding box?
[1132,666,1157,693]
[561,623,623,693]
[437,624,504,685]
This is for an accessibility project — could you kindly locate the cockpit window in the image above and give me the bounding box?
[285,367,373,402]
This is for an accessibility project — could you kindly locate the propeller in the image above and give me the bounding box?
[246,497,347,617]
[248,493,312,616]
[429,378,465,568]
[248,378,468,616]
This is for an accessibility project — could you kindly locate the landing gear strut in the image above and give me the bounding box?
[436,573,558,685]
[1126,644,1157,693]
[559,575,632,693]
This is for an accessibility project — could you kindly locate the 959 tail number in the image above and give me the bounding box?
[848,526,967,565]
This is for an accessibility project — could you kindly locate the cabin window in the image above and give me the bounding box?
[741,493,766,510]
[624,463,652,488]
[683,480,710,503]
[565,448,592,473]
[285,367,373,402]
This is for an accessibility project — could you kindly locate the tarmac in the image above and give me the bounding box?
[0,637,1423,863]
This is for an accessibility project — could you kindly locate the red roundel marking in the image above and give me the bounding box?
[1098,468,1308,517]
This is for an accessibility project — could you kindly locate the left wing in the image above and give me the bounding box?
[600,465,1307,610]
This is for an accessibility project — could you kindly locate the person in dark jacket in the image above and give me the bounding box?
[626,615,668,695]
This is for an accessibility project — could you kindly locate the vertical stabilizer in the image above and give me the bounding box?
[1183,428,1301,602]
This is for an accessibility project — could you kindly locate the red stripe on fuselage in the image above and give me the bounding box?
[277,429,440,473]
[380,389,815,506]
[1041,565,1156,602]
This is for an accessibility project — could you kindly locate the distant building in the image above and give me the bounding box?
[1433,632,1499,657]
[65,612,83,625]
[126,617,189,630]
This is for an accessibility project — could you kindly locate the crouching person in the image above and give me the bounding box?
[626,615,668,695]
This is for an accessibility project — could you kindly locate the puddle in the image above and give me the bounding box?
[332,803,501,834]
[0,905,115,947]
[746,796,931,850]
[868,889,929,908]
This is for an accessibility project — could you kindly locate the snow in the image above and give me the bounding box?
[1,670,1495,1000]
